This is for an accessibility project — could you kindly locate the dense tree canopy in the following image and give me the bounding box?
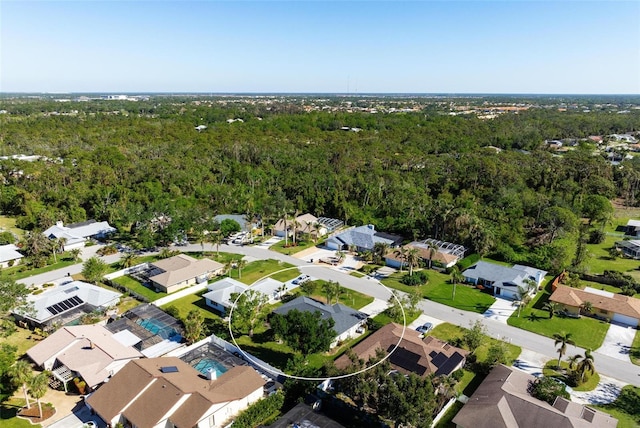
[270,309,336,354]
[0,96,639,273]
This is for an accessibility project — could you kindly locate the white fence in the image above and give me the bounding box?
[153,283,210,307]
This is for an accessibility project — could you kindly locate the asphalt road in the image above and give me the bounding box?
[20,242,640,386]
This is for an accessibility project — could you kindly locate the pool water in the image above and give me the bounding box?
[136,318,179,340]
[193,359,228,378]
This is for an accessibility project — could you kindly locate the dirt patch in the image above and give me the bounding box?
[17,403,56,424]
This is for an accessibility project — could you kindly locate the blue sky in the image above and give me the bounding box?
[1,1,639,94]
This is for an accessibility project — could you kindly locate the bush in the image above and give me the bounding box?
[400,270,429,286]
[612,386,640,415]
[164,305,180,318]
[231,391,285,428]
[451,369,464,381]
[457,253,481,270]
[589,229,606,244]
[528,377,570,405]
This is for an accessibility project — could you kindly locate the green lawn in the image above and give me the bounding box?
[1,258,77,281]
[0,397,41,428]
[434,400,464,428]
[0,326,42,357]
[381,270,496,314]
[269,238,323,255]
[594,385,640,428]
[631,329,640,366]
[372,309,421,327]
[233,259,297,285]
[542,360,600,392]
[304,283,374,310]
[507,281,610,350]
[111,275,167,301]
[586,235,640,276]
[0,215,25,239]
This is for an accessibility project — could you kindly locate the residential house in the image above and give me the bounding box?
[26,324,142,392]
[272,296,367,348]
[43,220,116,251]
[614,239,640,258]
[272,213,327,239]
[385,239,466,270]
[453,364,618,428]
[462,261,547,300]
[549,285,640,327]
[86,357,266,428]
[325,224,402,252]
[204,277,287,315]
[270,403,346,428]
[334,323,468,377]
[317,217,344,233]
[0,244,23,268]
[12,280,121,329]
[148,254,224,293]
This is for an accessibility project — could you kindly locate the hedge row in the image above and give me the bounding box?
[231,391,285,428]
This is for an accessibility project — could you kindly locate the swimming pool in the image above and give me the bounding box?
[193,358,228,378]
[137,318,179,340]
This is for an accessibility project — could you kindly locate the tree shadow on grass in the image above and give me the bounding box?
[237,343,293,370]
[527,313,544,322]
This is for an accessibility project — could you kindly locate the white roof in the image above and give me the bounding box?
[140,338,183,358]
[16,281,122,323]
[0,244,23,263]
[43,220,116,242]
[202,278,248,308]
[112,329,142,347]
[627,220,640,227]
[252,277,285,300]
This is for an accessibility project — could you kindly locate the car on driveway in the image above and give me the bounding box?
[292,274,310,285]
[416,322,433,334]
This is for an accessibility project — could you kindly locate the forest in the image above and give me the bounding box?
[1,95,640,274]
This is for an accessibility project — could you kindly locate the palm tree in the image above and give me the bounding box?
[450,266,464,300]
[336,251,346,263]
[567,354,580,371]
[28,371,50,419]
[209,232,223,257]
[543,301,559,319]
[237,259,246,279]
[372,242,389,265]
[425,240,439,269]
[553,332,576,368]
[577,349,595,383]
[405,247,420,276]
[393,247,408,272]
[581,301,593,315]
[291,210,301,245]
[322,280,342,305]
[70,248,81,262]
[225,260,233,277]
[158,247,173,259]
[9,360,33,409]
[120,252,138,269]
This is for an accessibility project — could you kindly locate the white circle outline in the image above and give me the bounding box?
[227,264,407,381]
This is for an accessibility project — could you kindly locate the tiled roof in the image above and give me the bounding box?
[550,285,640,319]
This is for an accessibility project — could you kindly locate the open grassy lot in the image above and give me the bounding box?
[594,385,640,428]
[381,270,495,314]
[111,275,167,302]
[0,326,42,357]
[233,259,298,285]
[507,281,609,350]
[0,215,25,239]
[585,235,640,276]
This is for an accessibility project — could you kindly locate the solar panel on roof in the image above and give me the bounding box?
[46,296,84,316]
[160,366,179,373]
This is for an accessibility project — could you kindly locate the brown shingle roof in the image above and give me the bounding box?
[550,285,640,320]
[385,245,458,266]
[149,255,223,288]
[334,323,467,377]
[86,357,265,428]
[452,365,617,428]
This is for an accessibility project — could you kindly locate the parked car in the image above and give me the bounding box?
[416,322,433,334]
[292,274,310,285]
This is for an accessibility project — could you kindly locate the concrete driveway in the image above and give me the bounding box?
[594,323,636,361]
[483,297,518,323]
[570,375,626,405]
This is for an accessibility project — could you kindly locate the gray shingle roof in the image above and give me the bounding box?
[273,296,366,336]
[463,261,547,289]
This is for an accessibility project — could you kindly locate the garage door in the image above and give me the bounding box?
[501,289,517,300]
[612,313,639,327]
